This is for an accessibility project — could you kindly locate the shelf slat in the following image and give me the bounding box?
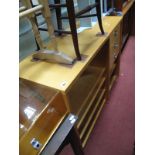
[110,63,116,77]
[82,99,106,147]
[109,75,117,91]
[77,77,106,129]
[80,89,106,139]
[76,67,106,116]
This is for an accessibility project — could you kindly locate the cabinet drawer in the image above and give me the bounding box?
[109,24,121,72]
[113,24,121,54]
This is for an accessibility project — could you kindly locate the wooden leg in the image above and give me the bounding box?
[54,0,63,35]
[30,14,40,51]
[96,0,104,35]
[25,0,44,49]
[69,127,84,155]
[29,17,44,49]
[30,0,40,51]
[32,17,40,51]
[35,38,40,51]
[38,0,59,51]
[66,0,81,60]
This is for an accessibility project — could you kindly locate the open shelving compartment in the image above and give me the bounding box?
[66,40,109,147]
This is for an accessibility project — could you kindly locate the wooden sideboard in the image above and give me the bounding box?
[20,15,122,147]
[114,0,134,11]
[20,1,134,147]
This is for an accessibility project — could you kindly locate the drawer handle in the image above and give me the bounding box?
[114,31,118,36]
[114,53,117,59]
[31,138,42,150]
[114,43,119,49]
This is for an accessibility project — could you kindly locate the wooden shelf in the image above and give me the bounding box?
[110,63,116,77]
[80,88,106,139]
[109,75,117,91]
[76,68,106,116]
[82,99,106,147]
[77,76,106,129]
[66,67,106,114]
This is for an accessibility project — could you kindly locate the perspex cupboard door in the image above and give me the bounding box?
[19,79,68,155]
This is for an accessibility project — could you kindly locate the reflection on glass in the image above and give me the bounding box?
[20,124,24,129]
[19,79,58,139]
[24,106,36,119]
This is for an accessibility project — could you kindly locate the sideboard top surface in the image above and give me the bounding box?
[20,16,122,92]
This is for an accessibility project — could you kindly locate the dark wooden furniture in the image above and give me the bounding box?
[114,0,129,11]
[105,0,135,49]
[41,114,84,155]
[32,0,105,60]
[122,0,135,48]
[103,0,128,12]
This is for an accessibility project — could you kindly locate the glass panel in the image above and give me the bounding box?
[67,43,108,116]
[19,79,58,139]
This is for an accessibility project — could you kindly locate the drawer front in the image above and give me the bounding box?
[113,24,121,55]
[109,24,121,72]
[19,92,67,155]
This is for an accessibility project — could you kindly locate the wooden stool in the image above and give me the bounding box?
[33,0,105,60]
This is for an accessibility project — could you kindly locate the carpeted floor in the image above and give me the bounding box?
[60,36,135,155]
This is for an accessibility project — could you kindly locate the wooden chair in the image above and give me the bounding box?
[33,0,105,60]
[19,0,56,50]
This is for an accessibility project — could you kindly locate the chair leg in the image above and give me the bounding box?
[66,0,81,60]
[54,0,63,35]
[96,0,104,34]
[30,0,40,50]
